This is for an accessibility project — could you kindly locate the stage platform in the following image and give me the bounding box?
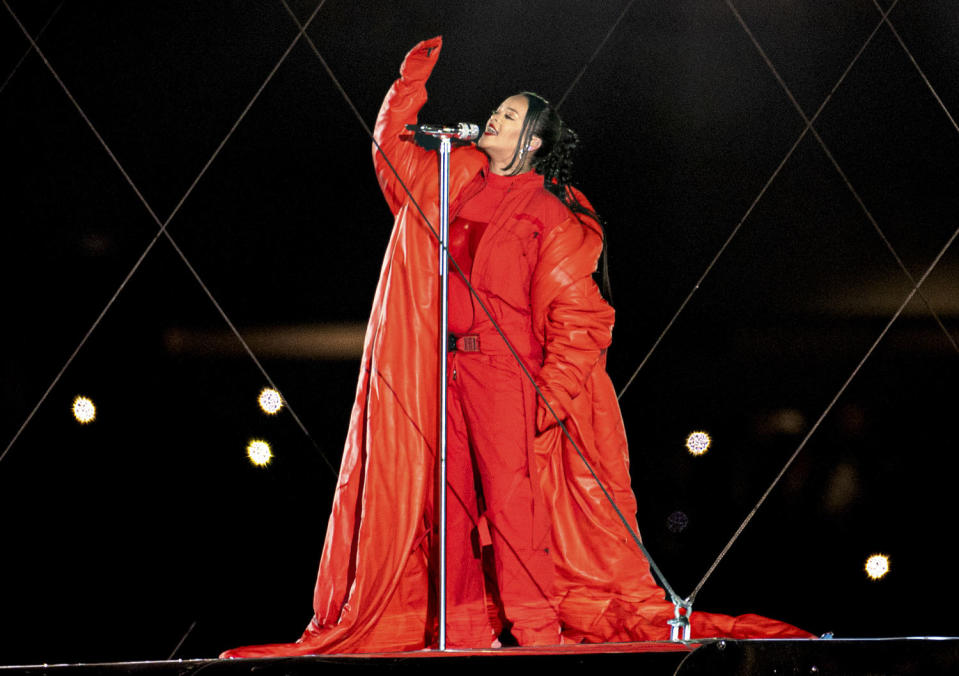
[2,638,958,676]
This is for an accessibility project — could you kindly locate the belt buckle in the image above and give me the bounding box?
[448,334,481,353]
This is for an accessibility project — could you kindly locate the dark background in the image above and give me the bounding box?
[2,0,958,665]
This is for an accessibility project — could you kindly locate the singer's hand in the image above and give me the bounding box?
[536,387,570,433]
[399,36,443,82]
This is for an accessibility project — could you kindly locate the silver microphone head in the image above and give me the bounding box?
[455,123,481,141]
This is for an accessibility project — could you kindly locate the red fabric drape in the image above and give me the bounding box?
[221,37,812,659]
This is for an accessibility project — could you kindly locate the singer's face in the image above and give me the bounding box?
[478,94,529,168]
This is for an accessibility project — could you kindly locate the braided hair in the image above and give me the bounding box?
[507,92,612,300]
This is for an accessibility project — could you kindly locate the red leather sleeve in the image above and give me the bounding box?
[372,36,443,215]
[534,218,614,430]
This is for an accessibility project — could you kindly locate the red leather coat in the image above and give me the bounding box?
[221,37,811,658]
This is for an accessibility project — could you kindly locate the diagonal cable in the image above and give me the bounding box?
[874,0,959,137]
[556,0,637,110]
[0,0,63,96]
[617,0,900,401]
[280,2,682,604]
[166,620,197,660]
[724,0,958,352]
[689,220,959,606]
[688,0,959,603]
[1,0,337,473]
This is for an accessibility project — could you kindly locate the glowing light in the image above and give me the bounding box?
[258,387,284,415]
[685,431,711,456]
[72,396,96,424]
[865,554,890,580]
[247,439,273,467]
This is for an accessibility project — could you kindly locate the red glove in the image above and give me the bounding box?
[399,36,443,82]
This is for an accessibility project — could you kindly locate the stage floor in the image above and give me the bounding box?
[2,638,959,676]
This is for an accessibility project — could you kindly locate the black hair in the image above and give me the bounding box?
[509,92,612,301]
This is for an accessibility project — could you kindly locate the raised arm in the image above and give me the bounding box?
[372,36,443,215]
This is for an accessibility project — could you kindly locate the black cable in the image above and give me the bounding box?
[0,0,338,475]
[690,0,959,603]
[616,0,902,402]
[874,0,959,138]
[280,3,682,603]
[0,0,63,96]
[689,220,959,605]
[725,0,958,355]
[556,0,637,111]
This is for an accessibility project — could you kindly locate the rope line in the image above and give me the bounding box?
[724,0,958,357]
[0,0,63,97]
[556,0,637,110]
[688,0,959,602]
[1,0,950,647]
[1,0,168,465]
[3,0,664,589]
[689,219,959,605]
[0,0,337,474]
[166,620,197,660]
[615,128,810,401]
[874,0,959,138]
[282,3,681,604]
[616,0,895,402]
[278,1,452,269]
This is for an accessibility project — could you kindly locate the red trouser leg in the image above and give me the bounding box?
[444,354,496,648]
[445,352,559,647]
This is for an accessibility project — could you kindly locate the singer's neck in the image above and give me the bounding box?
[482,139,533,175]
[488,158,534,176]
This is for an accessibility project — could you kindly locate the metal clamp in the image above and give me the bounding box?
[668,598,693,642]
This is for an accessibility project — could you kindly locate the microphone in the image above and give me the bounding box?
[405,122,480,141]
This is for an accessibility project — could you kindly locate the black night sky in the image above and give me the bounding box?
[2,1,958,665]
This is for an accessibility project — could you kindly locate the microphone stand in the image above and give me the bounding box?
[437,134,451,652]
[407,123,477,652]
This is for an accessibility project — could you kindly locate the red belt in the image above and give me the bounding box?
[448,334,480,353]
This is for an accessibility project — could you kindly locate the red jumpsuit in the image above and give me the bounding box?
[444,169,563,647]
[220,36,812,658]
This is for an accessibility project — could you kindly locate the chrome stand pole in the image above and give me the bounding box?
[437,135,451,651]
